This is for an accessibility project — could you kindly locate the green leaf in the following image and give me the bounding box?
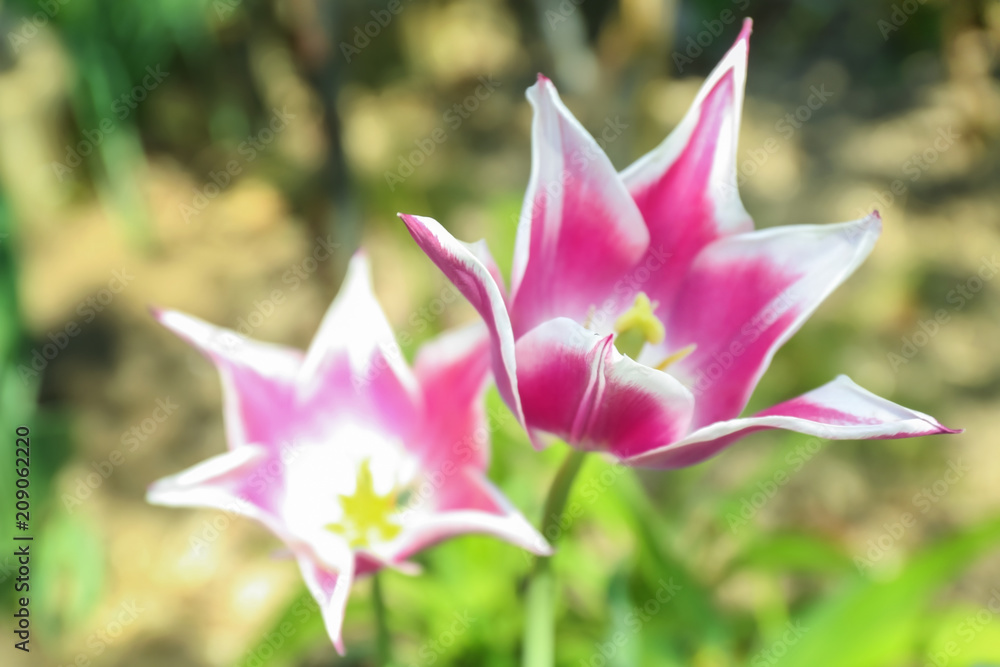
[767,515,1000,667]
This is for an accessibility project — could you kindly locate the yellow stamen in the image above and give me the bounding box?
[654,344,697,371]
[326,460,402,548]
[613,292,665,345]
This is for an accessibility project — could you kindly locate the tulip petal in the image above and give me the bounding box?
[293,545,355,655]
[515,318,694,459]
[467,238,509,301]
[146,445,288,537]
[412,322,492,472]
[621,19,754,311]
[396,467,552,560]
[510,75,650,335]
[624,375,960,468]
[152,308,301,451]
[399,213,524,425]
[300,251,418,436]
[653,213,882,429]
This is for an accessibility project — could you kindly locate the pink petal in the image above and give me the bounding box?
[152,308,302,451]
[146,445,288,538]
[466,238,509,302]
[300,251,419,437]
[293,544,355,655]
[621,19,754,312]
[515,318,694,459]
[656,213,883,429]
[399,213,524,425]
[509,75,650,336]
[624,375,960,469]
[394,467,552,561]
[412,323,492,472]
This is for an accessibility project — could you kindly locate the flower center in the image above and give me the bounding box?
[612,292,665,359]
[326,459,405,549]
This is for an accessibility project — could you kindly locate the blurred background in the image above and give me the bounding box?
[0,0,998,665]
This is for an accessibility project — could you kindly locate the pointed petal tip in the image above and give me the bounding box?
[398,212,421,229]
[739,17,753,41]
[533,541,555,557]
[526,74,556,103]
[861,210,884,236]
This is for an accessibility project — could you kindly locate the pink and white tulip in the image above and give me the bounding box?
[400,19,958,469]
[147,252,550,653]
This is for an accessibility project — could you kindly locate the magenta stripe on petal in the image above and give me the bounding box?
[624,375,960,469]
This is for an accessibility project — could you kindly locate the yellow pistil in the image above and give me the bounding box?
[326,460,402,548]
[654,343,697,371]
[613,292,666,359]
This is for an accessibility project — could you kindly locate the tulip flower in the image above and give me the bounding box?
[147,252,550,654]
[400,19,957,470]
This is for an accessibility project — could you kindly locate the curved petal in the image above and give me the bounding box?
[300,251,418,437]
[515,318,694,459]
[510,75,650,335]
[621,19,754,311]
[624,375,960,469]
[293,544,355,655]
[399,213,524,425]
[394,468,552,561]
[654,213,882,429]
[412,322,492,472]
[466,238,508,302]
[152,308,301,451]
[146,445,289,539]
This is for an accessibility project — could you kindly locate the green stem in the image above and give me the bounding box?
[372,572,392,666]
[522,448,588,667]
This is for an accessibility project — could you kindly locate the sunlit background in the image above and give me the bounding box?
[1,0,999,665]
